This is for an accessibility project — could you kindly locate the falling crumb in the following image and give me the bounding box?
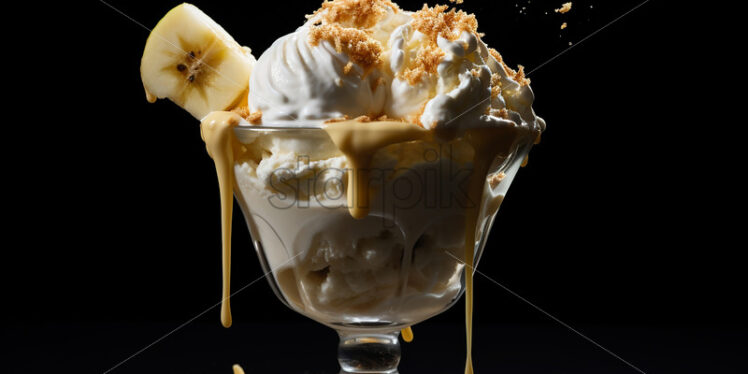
[488,172,506,188]
[555,2,572,14]
[568,41,572,45]
[561,22,567,29]
[247,110,262,124]
[449,0,464,3]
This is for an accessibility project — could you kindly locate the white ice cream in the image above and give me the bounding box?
[248,2,544,135]
[248,26,386,121]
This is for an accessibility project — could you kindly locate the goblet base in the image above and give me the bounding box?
[337,330,401,373]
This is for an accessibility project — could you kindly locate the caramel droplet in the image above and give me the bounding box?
[401,327,414,342]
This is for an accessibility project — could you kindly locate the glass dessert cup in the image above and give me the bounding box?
[231,124,536,373]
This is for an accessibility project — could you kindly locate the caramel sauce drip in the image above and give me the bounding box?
[460,126,524,374]
[401,326,414,342]
[322,120,431,219]
[200,111,244,328]
[144,87,157,103]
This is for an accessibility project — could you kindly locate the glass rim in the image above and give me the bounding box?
[234,122,541,135]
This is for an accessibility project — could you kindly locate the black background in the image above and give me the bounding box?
[5,0,746,373]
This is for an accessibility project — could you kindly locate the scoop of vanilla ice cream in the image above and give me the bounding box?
[248,1,544,134]
[249,25,386,121]
[387,28,492,130]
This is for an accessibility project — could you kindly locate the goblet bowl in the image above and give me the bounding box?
[231,124,535,373]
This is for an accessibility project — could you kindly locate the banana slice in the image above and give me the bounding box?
[141,3,255,119]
